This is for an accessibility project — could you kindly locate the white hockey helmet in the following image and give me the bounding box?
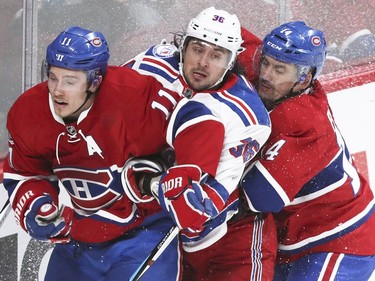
[181,6,244,70]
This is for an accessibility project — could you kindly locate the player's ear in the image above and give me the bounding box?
[89,76,103,92]
[299,73,312,87]
[294,72,313,93]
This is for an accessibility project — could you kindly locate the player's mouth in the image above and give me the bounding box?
[259,79,273,90]
[258,79,274,94]
[192,70,208,80]
[54,99,68,108]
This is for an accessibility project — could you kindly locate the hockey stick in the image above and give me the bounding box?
[129,225,180,281]
[0,198,11,229]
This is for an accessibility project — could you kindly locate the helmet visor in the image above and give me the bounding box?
[257,53,302,109]
[184,38,232,69]
[41,59,49,82]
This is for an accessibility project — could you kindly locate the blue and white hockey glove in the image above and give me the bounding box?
[158,164,219,232]
[122,156,170,203]
[24,195,73,243]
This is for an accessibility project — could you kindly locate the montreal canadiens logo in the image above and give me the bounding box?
[311,36,321,46]
[92,37,102,47]
[153,44,177,58]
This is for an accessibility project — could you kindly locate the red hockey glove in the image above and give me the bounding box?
[122,156,169,203]
[24,195,73,243]
[158,164,219,232]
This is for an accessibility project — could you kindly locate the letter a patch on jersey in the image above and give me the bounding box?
[85,135,104,159]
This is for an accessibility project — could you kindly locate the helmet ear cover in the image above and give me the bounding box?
[296,65,313,83]
[87,68,101,84]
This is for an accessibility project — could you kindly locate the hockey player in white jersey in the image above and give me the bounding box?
[123,7,277,281]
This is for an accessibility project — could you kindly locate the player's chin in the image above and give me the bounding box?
[190,80,212,92]
[258,85,273,98]
[53,107,70,119]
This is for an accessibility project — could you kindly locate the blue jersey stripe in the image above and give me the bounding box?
[278,202,375,255]
[295,151,345,198]
[139,63,177,84]
[211,77,270,127]
[212,93,252,126]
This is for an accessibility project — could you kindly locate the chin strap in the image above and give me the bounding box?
[63,89,95,123]
[72,90,95,115]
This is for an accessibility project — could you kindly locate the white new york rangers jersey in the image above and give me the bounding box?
[128,42,271,251]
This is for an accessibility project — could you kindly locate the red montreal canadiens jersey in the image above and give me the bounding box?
[241,81,375,261]
[128,43,271,251]
[3,66,180,243]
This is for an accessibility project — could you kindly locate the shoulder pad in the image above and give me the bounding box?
[152,42,178,58]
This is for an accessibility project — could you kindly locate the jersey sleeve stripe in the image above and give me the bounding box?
[174,115,219,139]
[166,99,221,145]
[221,90,258,125]
[76,203,138,224]
[143,57,179,76]
[140,57,179,79]
[278,199,375,254]
[242,161,290,212]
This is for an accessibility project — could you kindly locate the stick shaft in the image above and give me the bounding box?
[129,225,179,281]
[0,198,11,229]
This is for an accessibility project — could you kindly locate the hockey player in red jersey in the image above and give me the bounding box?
[2,26,183,281]
[241,21,375,280]
[123,7,276,281]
